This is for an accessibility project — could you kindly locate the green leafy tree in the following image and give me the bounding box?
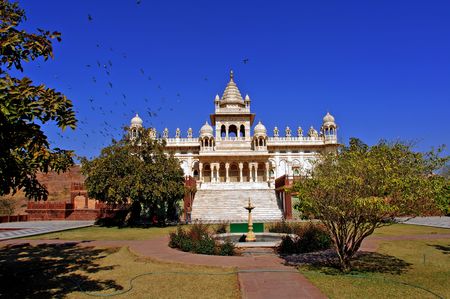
[293,138,448,272]
[81,128,185,225]
[0,0,76,200]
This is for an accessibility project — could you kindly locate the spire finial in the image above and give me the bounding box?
[230,70,234,80]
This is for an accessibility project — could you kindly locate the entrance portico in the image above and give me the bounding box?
[196,159,272,184]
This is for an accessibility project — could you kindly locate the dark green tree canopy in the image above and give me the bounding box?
[0,0,76,200]
[293,138,448,271]
[81,128,185,224]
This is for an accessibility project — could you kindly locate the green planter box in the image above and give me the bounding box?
[230,223,264,233]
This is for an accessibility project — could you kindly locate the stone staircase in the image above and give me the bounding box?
[191,185,283,222]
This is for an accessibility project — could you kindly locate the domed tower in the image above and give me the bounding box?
[129,113,143,140]
[210,71,255,140]
[321,112,337,138]
[253,121,268,151]
[199,121,215,151]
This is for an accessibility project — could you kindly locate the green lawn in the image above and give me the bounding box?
[0,243,239,299]
[300,238,450,298]
[373,223,450,236]
[26,223,450,241]
[26,225,178,240]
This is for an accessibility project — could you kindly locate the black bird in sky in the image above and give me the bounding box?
[87,14,93,21]
[243,58,249,64]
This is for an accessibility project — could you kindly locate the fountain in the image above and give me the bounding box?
[214,198,294,248]
[244,198,256,242]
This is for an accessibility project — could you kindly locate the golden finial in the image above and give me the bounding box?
[230,70,234,80]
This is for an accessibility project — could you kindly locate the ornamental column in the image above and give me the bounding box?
[216,163,220,183]
[239,163,243,182]
[254,163,259,182]
[248,163,253,182]
[225,163,230,183]
[199,162,203,182]
[212,163,216,182]
[265,161,270,182]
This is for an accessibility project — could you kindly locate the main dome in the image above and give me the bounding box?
[220,70,245,107]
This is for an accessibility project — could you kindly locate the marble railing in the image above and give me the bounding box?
[160,135,337,145]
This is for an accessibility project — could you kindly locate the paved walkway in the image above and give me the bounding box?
[1,236,327,299]
[396,216,450,229]
[0,221,94,240]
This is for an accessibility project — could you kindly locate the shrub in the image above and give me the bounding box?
[215,222,228,234]
[168,222,236,256]
[268,221,303,234]
[277,222,332,254]
[180,237,194,252]
[194,236,216,255]
[188,222,210,241]
[219,239,235,256]
[169,225,186,248]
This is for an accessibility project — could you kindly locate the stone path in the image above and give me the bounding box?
[0,220,94,240]
[1,236,326,299]
[396,216,450,229]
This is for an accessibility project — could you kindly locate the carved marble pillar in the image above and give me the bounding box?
[254,163,258,182]
[248,163,253,182]
[239,163,243,182]
[199,162,203,182]
[225,163,230,183]
[265,162,270,182]
[215,163,220,183]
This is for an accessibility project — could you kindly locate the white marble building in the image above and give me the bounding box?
[130,71,338,221]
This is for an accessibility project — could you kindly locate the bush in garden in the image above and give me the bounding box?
[168,223,235,256]
[277,222,332,254]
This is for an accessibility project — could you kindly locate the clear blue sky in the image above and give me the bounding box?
[17,0,450,158]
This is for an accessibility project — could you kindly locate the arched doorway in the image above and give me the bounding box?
[229,163,239,182]
[203,163,211,182]
[219,162,226,183]
[242,162,250,182]
[257,162,265,182]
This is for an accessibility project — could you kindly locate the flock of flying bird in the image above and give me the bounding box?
[47,2,249,159]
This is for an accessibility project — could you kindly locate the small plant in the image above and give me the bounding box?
[215,222,228,234]
[168,222,235,256]
[194,236,216,255]
[219,239,235,256]
[277,222,332,254]
[268,220,303,234]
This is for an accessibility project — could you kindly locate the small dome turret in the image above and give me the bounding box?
[322,112,336,127]
[254,121,267,137]
[131,113,143,127]
[200,121,214,137]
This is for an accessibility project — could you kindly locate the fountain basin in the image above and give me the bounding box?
[214,232,295,248]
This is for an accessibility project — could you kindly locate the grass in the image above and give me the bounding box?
[26,223,233,241]
[299,238,450,298]
[26,225,178,240]
[373,223,450,236]
[26,223,450,241]
[0,243,239,299]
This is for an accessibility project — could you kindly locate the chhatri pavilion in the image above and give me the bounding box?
[130,71,338,222]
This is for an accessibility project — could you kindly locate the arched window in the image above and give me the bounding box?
[221,125,226,138]
[229,124,238,138]
[240,125,245,137]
